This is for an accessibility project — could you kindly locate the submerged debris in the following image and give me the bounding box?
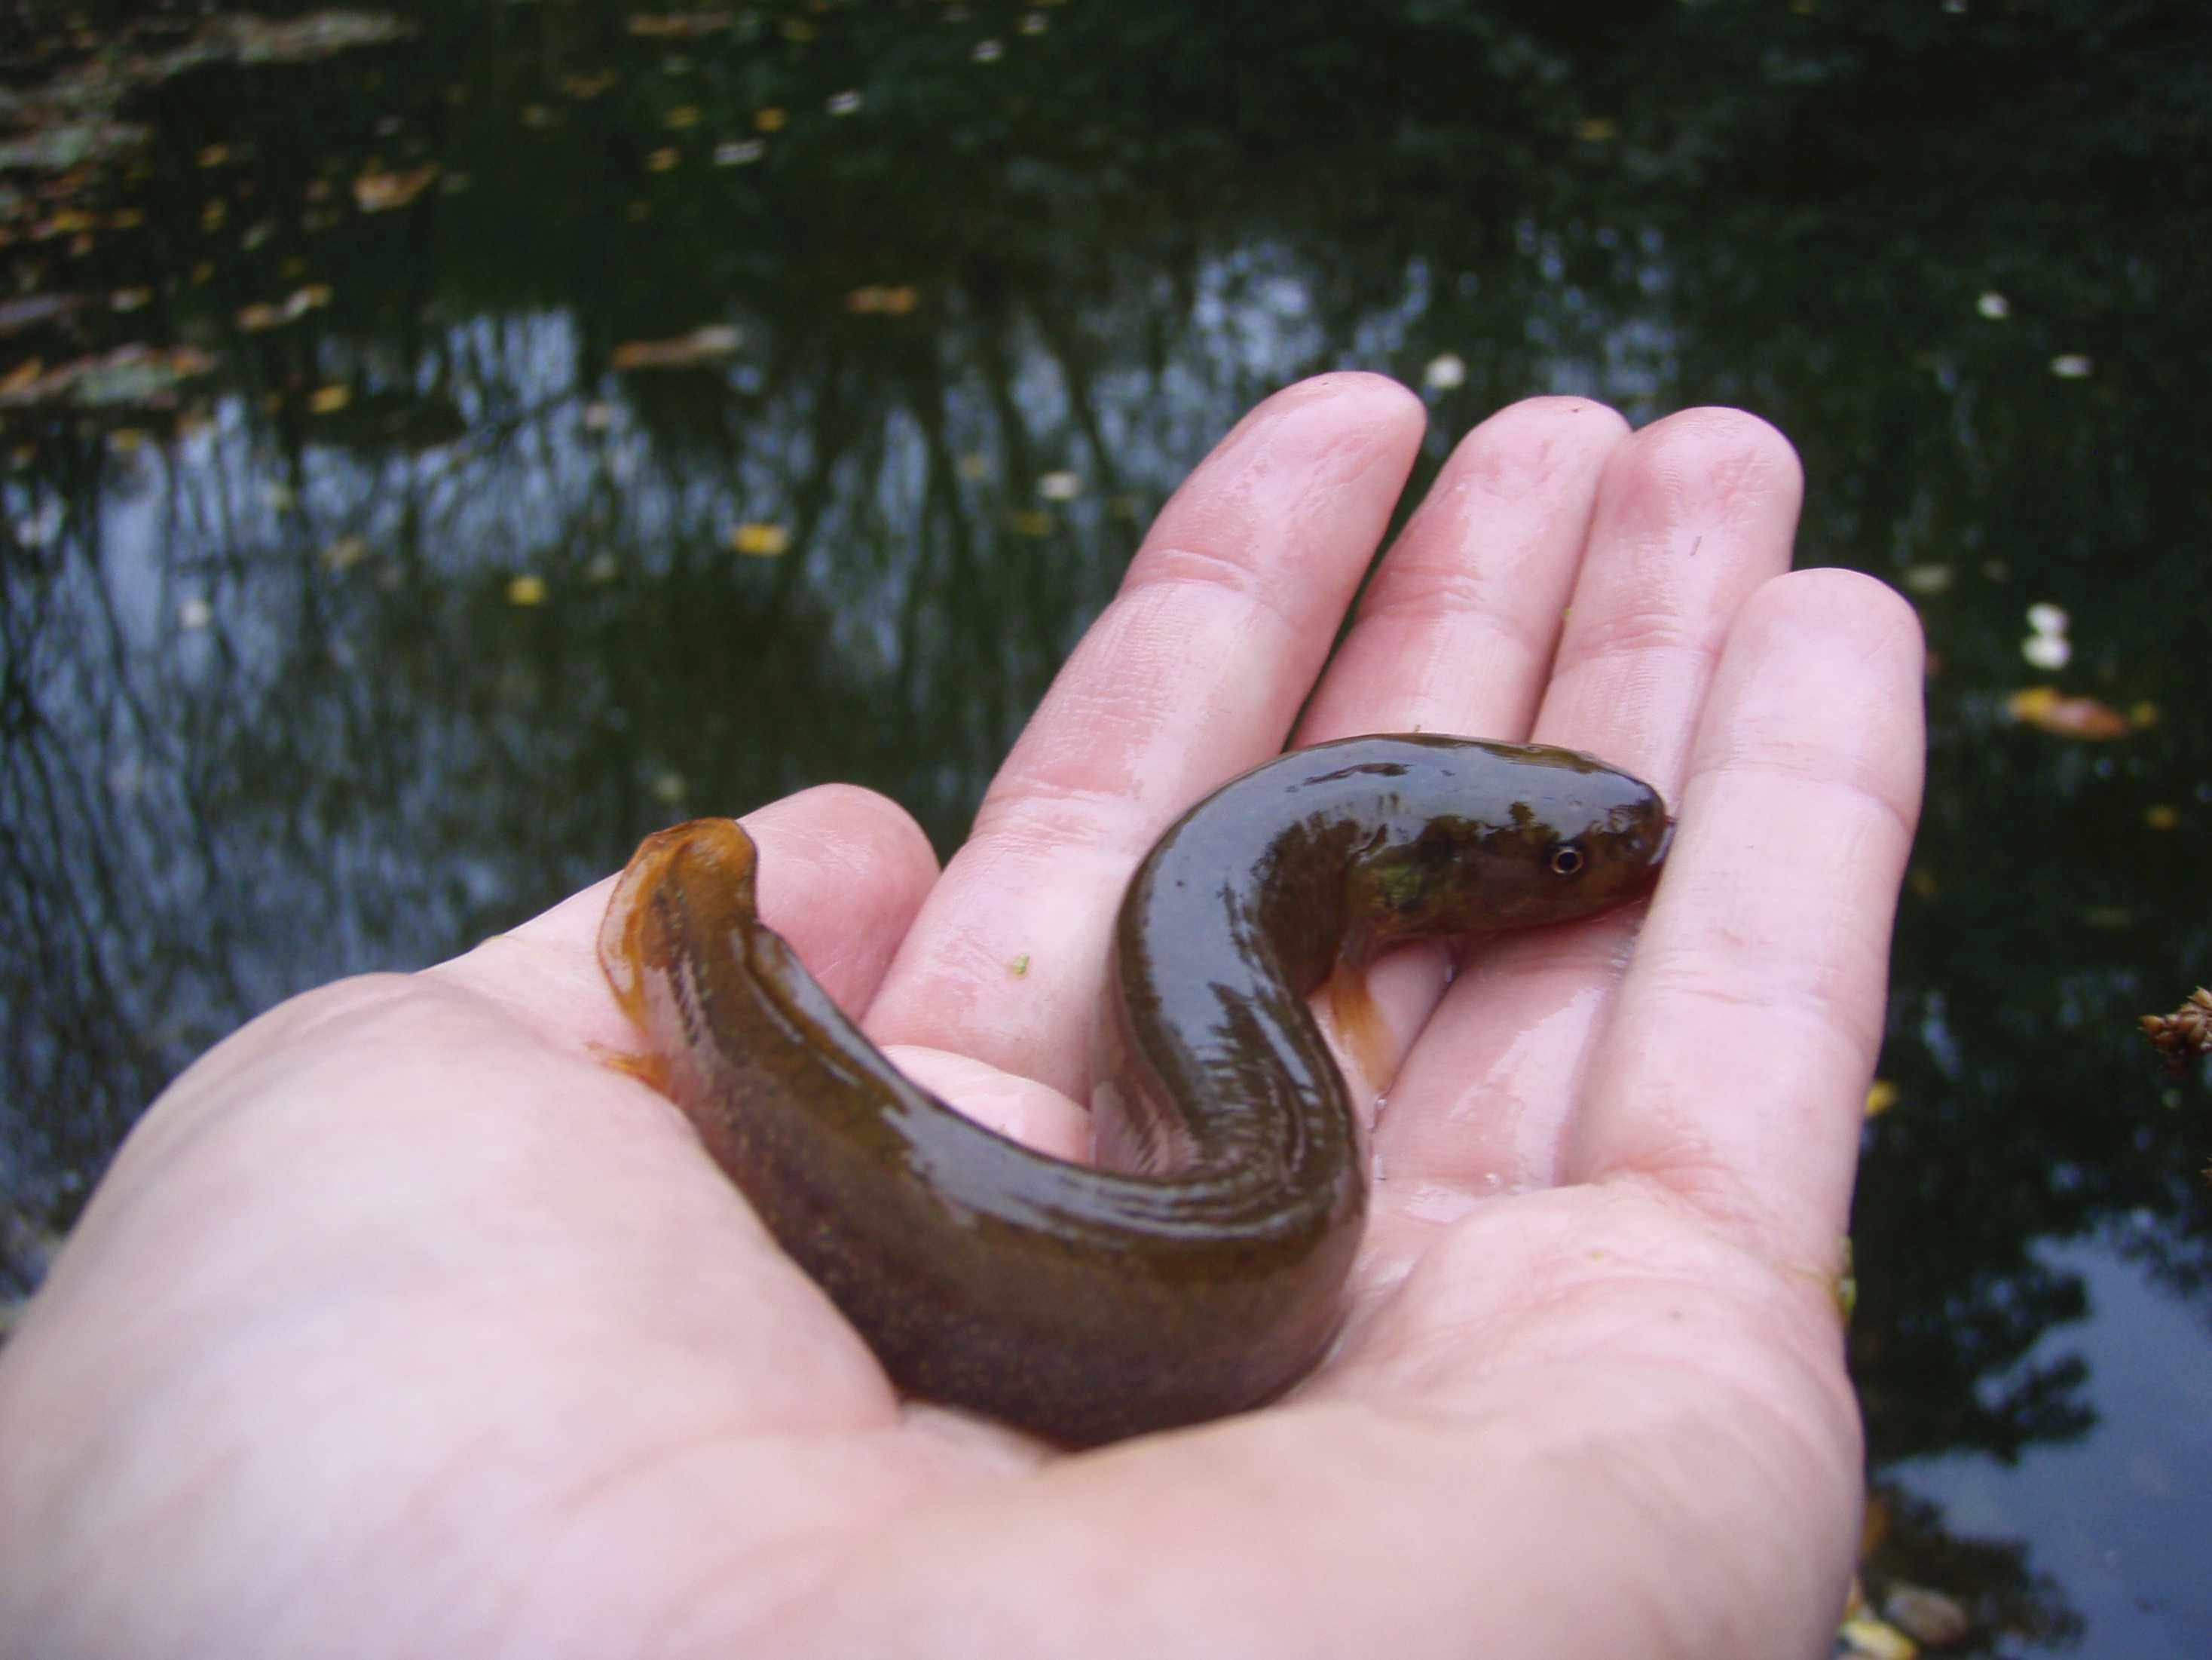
[2140,987,2212,1073]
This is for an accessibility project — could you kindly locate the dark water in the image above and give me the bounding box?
[3,3,2209,1651]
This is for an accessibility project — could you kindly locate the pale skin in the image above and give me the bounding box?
[0,375,1923,1660]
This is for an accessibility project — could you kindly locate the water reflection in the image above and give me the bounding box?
[4,3,2211,1648]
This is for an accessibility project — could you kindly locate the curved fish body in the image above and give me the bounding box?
[599,734,1669,1444]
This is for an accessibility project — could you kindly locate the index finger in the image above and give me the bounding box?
[864,373,1427,1104]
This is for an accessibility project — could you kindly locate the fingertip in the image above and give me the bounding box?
[1700,569,1928,831]
[1608,405,1806,533]
[751,783,941,897]
[1280,368,1427,430]
[1467,393,1632,450]
[1733,566,1927,676]
[747,785,940,1011]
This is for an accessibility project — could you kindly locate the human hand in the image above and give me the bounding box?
[0,375,1923,1659]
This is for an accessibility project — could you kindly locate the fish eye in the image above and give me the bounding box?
[1549,844,1585,877]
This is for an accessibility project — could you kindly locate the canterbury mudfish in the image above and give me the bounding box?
[598,734,1670,1444]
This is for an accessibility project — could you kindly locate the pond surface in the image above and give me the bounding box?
[3,3,2210,1652]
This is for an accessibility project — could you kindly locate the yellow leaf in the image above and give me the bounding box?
[729,522,791,557]
[2146,804,2180,831]
[665,106,701,129]
[2006,686,2129,740]
[308,384,350,413]
[1864,1080,1898,1116]
[1575,117,1619,142]
[647,147,681,171]
[322,537,369,571]
[755,106,788,132]
[353,164,440,212]
[506,574,548,606]
[1838,1614,1918,1660]
[610,324,741,369]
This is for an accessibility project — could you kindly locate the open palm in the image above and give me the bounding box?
[0,375,1922,1660]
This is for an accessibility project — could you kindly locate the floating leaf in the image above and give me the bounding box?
[1883,1583,1969,1648]
[1865,1080,1898,1116]
[647,146,681,171]
[1574,116,1619,142]
[2005,686,2128,740]
[610,323,741,369]
[664,105,702,129]
[308,384,351,413]
[354,164,440,212]
[754,106,788,132]
[1038,470,1082,500]
[629,14,735,39]
[1837,1613,1918,1660]
[845,285,919,314]
[729,522,791,556]
[506,574,548,607]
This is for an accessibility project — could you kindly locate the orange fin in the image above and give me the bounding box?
[1326,953,1397,1101]
[590,1040,670,1092]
